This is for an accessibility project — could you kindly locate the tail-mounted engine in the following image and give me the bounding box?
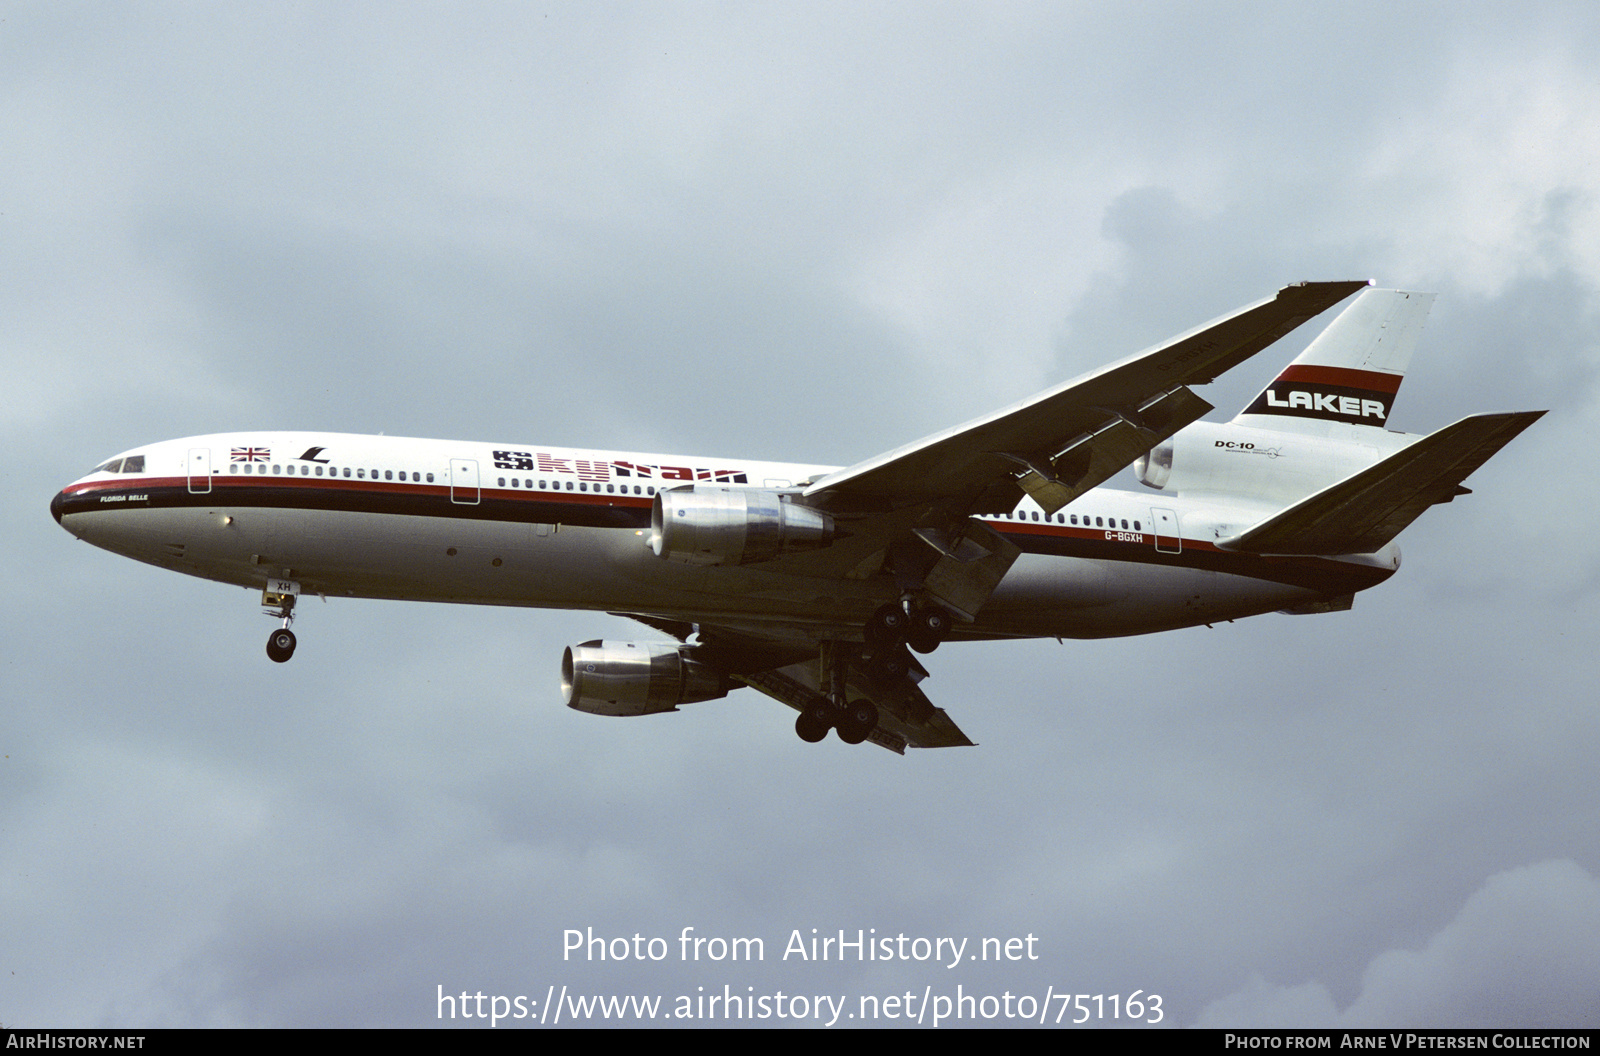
[650,488,836,566]
[1133,420,1402,504]
[562,640,730,716]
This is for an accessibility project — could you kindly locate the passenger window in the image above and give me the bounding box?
[343,468,352,478]
[426,472,434,483]
[498,477,506,487]
[1121,519,1129,530]
[1134,520,1141,531]
[1095,517,1103,527]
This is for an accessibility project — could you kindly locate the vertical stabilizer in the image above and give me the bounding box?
[1233,288,1434,435]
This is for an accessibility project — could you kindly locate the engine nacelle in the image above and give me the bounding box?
[650,488,835,566]
[561,640,730,717]
[1133,420,1411,504]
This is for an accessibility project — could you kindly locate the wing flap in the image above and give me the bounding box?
[736,661,977,751]
[1220,410,1546,555]
[1005,385,1215,514]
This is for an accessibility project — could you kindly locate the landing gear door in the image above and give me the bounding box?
[1151,507,1180,554]
[450,458,480,504]
[187,448,212,494]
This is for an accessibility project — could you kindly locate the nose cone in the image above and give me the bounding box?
[51,489,65,525]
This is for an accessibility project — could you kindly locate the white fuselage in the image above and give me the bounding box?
[53,431,1399,644]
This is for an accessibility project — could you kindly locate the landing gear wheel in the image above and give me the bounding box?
[795,702,834,743]
[266,628,297,663]
[907,607,951,654]
[865,603,908,648]
[836,699,879,745]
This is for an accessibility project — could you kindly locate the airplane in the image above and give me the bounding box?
[51,282,1544,753]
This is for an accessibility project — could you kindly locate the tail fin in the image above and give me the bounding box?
[1233,288,1434,435]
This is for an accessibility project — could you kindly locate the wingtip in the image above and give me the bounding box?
[1279,279,1372,306]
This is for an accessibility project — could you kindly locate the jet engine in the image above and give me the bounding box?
[561,640,730,716]
[650,488,835,566]
[1133,420,1401,504]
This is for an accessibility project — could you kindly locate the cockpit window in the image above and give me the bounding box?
[93,455,145,474]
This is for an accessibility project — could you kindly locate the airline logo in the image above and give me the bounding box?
[1242,365,1401,426]
[492,450,749,484]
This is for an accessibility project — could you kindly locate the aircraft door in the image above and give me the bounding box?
[187,448,212,494]
[449,458,480,504]
[1151,507,1180,553]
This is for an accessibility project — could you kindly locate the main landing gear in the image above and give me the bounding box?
[867,600,951,655]
[791,603,951,745]
[794,697,880,745]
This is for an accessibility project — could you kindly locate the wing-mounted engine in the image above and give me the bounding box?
[650,488,836,566]
[562,640,730,716]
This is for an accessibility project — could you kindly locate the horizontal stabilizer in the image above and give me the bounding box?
[1219,410,1545,555]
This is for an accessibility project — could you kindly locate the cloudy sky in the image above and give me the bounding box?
[7,1,1600,1029]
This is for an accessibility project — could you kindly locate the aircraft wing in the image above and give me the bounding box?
[623,282,1369,749]
[737,659,973,754]
[1218,410,1547,555]
[615,615,973,751]
[803,280,1369,515]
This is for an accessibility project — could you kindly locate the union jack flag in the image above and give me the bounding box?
[231,447,270,462]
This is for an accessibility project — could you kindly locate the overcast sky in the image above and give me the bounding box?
[7,1,1600,1029]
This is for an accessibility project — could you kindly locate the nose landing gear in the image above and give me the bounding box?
[262,577,300,663]
[267,626,297,663]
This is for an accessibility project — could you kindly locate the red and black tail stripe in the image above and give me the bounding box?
[1242,365,1402,426]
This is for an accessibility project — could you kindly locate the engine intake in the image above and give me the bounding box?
[561,640,730,716]
[650,488,835,565]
